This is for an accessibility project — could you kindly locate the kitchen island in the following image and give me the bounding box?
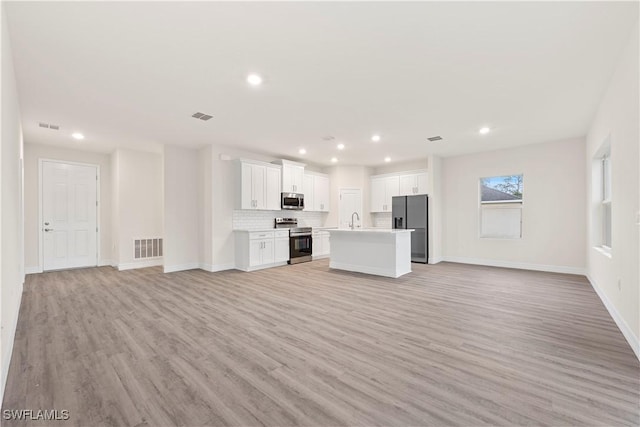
[327,228,414,278]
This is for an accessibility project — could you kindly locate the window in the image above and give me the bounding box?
[601,152,611,249]
[479,174,523,239]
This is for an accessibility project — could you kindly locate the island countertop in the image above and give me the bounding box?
[327,228,414,234]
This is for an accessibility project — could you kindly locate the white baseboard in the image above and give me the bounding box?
[586,274,640,361]
[118,259,163,271]
[442,256,585,275]
[26,259,114,274]
[428,256,444,264]
[1,281,24,405]
[163,262,200,273]
[24,266,42,275]
[199,263,235,272]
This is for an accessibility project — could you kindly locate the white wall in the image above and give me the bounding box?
[163,145,200,272]
[442,137,586,274]
[112,148,163,269]
[428,155,443,263]
[23,144,112,271]
[585,22,639,357]
[1,5,24,402]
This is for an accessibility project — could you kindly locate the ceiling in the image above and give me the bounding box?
[5,1,638,166]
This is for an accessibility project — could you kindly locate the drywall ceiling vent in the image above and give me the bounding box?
[39,122,60,130]
[192,112,213,121]
[133,237,163,259]
[322,135,335,141]
[427,136,443,142]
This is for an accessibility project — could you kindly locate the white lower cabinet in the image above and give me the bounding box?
[274,236,290,263]
[236,230,289,271]
[312,230,331,259]
[249,239,274,267]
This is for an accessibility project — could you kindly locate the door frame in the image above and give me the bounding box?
[338,187,363,229]
[38,158,101,272]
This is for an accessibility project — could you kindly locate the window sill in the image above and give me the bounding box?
[593,246,612,259]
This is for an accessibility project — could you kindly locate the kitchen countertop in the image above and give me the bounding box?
[233,228,283,233]
[327,228,413,233]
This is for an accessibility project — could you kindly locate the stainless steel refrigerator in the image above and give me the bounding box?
[392,195,428,263]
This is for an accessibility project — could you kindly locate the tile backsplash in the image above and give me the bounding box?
[372,212,392,229]
[233,210,327,230]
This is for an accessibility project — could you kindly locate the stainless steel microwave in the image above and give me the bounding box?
[281,192,304,210]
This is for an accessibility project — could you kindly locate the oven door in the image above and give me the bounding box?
[289,233,312,264]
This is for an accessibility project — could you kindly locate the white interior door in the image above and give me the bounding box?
[42,161,98,271]
[339,188,362,229]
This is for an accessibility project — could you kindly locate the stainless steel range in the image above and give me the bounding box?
[275,218,312,264]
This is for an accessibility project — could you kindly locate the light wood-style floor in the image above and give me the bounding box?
[2,260,639,426]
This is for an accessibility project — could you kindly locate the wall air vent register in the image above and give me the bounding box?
[134,238,163,259]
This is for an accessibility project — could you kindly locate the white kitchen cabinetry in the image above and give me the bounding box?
[274,231,290,263]
[273,159,305,193]
[266,167,282,210]
[304,174,314,210]
[236,159,281,210]
[370,175,399,212]
[235,230,289,271]
[312,230,331,259]
[399,172,428,196]
[304,171,330,212]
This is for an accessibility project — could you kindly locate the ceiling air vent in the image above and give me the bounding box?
[192,112,213,121]
[427,136,443,142]
[39,122,60,130]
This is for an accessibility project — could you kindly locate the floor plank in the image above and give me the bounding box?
[2,261,638,426]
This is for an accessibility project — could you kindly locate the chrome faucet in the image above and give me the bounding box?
[350,212,360,230]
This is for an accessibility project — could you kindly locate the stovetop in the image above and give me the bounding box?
[275,218,311,235]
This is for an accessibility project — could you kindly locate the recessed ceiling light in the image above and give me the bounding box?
[384,157,391,162]
[331,157,338,163]
[72,132,85,140]
[247,74,263,86]
[479,127,491,135]
[337,143,345,150]
[299,148,306,155]
[371,134,381,142]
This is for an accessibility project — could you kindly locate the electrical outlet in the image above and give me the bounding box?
[618,279,622,290]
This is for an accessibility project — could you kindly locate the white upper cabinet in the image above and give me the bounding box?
[273,160,306,193]
[237,159,282,210]
[371,175,399,212]
[304,171,330,212]
[399,172,428,196]
[371,177,385,213]
[303,173,315,210]
[371,170,427,212]
[265,167,282,210]
[313,174,330,212]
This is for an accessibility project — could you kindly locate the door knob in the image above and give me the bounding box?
[44,228,54,232]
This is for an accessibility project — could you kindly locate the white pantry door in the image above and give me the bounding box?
[42,161,98,271]
[339,188,363,229]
